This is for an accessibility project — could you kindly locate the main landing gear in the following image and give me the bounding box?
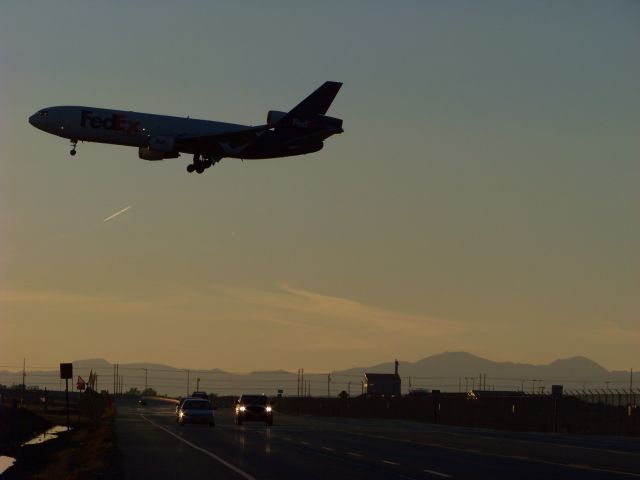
[70,139,78,156]
[187,154,221,174]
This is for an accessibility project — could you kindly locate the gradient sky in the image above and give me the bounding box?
[1,1,638,373]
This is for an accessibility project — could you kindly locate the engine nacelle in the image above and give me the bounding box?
[148,136,175,153]
[267,110,287,125]
[138,147,179,161]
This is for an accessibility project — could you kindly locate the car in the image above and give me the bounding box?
[235,394,273,426]
[178,398,215,427]
[138,398,147,406]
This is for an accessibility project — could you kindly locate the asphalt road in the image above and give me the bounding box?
[115,398,640,480]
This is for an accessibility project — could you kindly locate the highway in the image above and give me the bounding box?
[115,398,640,479]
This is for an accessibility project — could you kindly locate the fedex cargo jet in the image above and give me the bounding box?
[28,82,343,174]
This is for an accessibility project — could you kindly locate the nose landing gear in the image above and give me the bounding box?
[70,139,78,156]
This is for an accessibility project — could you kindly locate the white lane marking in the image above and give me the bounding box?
[382,460,400,465]
[141,415,256,480]
[344,430,640,478]
[300,441,311,445]
[346,452,364,457]
[321,446,334,452]
[423,469,452,478]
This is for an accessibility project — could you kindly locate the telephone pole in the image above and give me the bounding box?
[141,368,148,392]
[22,359,26,404]
[327,373,331,398]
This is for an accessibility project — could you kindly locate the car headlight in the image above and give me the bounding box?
[179,411,184,417]
[239,406,246,412]
[266,406,272,412]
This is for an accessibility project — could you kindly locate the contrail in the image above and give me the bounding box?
[103,205,131,222]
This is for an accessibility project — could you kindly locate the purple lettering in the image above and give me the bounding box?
[80,110,93,127]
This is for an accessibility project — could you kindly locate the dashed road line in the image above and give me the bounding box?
[343,430,640,478]
[346,452,364,457]
[321,446,334,452]
[141,415,256,480]
[423,469,452,478]
[382,459,400,466]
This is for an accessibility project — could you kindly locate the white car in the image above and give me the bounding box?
[178,398,215,427]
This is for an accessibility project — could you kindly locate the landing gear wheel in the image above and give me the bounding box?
[186,164,195,173]
[196,165,205,174]
[70,149,76,156]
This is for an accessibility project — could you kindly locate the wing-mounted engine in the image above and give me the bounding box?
[139,136,179,160]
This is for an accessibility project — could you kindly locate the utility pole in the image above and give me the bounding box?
[22,358,26,403]
[301,369,305,397]
[197,377,201,392]
[327,373,331,398]
[348,381,351,397]
[297,369,300,398]
[142,368,148,392]
[186,370,190,397]
[113,364,116,395]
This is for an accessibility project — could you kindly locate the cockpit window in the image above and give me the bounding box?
[38,110,48,116]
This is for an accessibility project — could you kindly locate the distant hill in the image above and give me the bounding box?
[0,353,632,398]
[338,352,611,379]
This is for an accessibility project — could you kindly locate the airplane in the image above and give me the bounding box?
[28,81,343,174]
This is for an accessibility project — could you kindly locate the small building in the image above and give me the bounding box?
[363,360,401,396]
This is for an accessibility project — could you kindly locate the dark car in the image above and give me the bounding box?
[178,398,215,427]
[235,394,273,426]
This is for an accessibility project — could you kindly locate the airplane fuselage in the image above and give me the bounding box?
[29,106,249,151]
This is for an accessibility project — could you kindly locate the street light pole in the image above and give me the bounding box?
[141,368,148,393]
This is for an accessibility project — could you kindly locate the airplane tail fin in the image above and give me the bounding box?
[275,81,342,127]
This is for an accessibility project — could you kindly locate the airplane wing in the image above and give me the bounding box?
[176,124,271,152]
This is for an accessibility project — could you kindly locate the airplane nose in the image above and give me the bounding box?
[28,114,34,125]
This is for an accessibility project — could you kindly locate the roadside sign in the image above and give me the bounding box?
[60,363,73,379]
